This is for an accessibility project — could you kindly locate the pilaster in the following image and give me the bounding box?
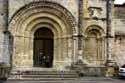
[78,0,83,58]
[105,0,116,77]
[106,0,115,64]
[2,0,12,66]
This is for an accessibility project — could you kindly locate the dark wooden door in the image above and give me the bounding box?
[34,28,53,68]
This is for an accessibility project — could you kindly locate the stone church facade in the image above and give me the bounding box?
[0,0,125,77]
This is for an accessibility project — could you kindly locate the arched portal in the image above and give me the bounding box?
[34,28,54,68]
[9,1,77,69]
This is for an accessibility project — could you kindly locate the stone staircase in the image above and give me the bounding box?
[7,68,79,81]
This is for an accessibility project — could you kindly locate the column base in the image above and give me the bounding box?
[105,60,117,77]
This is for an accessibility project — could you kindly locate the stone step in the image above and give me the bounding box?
[8,77,78,81]
[8,70,79,81]
[10,71,77,75]
[22,74,78,78]
[8,74,78,79]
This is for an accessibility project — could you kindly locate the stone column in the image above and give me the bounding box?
[78,0,83,59]
[2,0,12,66]
[2,32,12,66]
[67,37,73,61]
[53,38,58,67]
[56,38,63,66]
[106,0,116,77]
[29,36,34,67]
[72,35,78,63]
[63,37,68,60]
[106,0,114,64]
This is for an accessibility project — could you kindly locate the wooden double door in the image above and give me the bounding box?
[33,28,54,68]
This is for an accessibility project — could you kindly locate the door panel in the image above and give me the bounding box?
[44,39,53,67]
[33,28,53,68]
[34,39,44,67]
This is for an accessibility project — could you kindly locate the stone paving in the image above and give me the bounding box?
[1,77,125,83]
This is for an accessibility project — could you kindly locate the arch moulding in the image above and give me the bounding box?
[9,1,77,69]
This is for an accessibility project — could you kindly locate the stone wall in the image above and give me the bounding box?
[0,0,3,62]
[8,0,111,67]
[114,4,125,66]
[115,5,125,35]
[0,0,121,67]
[9,0,78,22]
[0,0,122,76]
[82,0,107,65]
[114,36,125,66]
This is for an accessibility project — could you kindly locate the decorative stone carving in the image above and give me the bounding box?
[8,1,77,69]
[88,7,102,18]
[9,1,76,32]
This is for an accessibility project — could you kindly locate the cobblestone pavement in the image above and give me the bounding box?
[1,77,125,83]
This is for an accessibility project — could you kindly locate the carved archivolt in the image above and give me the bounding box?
[8,1,77,67]
[9,1,77,36]
[85,25,105,38]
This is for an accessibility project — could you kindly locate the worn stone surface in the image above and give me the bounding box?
[0,0,4,62]
[114,4,125,66]
[3,78,125,83]
[7,0,108,69]
[115,5,125,35]
[0,0,124,77]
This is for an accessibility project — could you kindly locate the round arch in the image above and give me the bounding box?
[9,1,77,35]
[83,25,106,65]
[84,25,105,37]
[9,1,77,68]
